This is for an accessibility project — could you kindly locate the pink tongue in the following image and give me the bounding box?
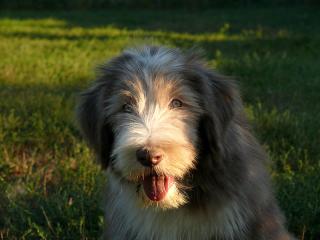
[142,175,174,201]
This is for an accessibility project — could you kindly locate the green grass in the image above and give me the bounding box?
[0,8,319,240]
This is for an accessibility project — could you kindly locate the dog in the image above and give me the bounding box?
[76,46,295,240]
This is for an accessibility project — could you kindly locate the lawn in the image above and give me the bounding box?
[0,7,319,239]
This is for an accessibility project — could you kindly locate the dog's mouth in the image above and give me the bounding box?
[141,173,175,201]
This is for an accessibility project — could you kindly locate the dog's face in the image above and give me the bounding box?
[77,46,239,210]
[107,65,202,208]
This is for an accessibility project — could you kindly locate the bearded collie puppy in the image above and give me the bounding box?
[76,46,294,240]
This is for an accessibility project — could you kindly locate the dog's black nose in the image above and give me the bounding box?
[136,148,162,167]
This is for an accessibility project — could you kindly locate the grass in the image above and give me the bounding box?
[0,7,319,240]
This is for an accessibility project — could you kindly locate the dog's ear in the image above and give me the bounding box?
[76,84,114,169]
[207,72,241,131]
[196,68,242,160]
[184,50,241,133]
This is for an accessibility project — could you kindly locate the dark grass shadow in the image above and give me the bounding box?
[0,8,319,35]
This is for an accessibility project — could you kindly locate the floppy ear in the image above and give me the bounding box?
[208,72,241,131]
[76,84,114,169]
[184,50,241,136]
[197,69,242,160]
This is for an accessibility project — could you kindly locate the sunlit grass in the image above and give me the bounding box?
[0,8,319,239]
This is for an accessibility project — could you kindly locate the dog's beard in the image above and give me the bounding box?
[111,153,194,210]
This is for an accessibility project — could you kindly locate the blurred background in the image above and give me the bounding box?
[0,1,319,239]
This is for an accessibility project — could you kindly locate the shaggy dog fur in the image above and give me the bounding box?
[76,46,295,240]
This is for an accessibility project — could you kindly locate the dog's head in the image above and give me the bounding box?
[77,46,242,210]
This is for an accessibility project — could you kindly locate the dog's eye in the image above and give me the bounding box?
[170,99,183,109]
[122,103,133,113]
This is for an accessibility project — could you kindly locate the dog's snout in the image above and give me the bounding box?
[136,148,163,167]
[136,149,150,166]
